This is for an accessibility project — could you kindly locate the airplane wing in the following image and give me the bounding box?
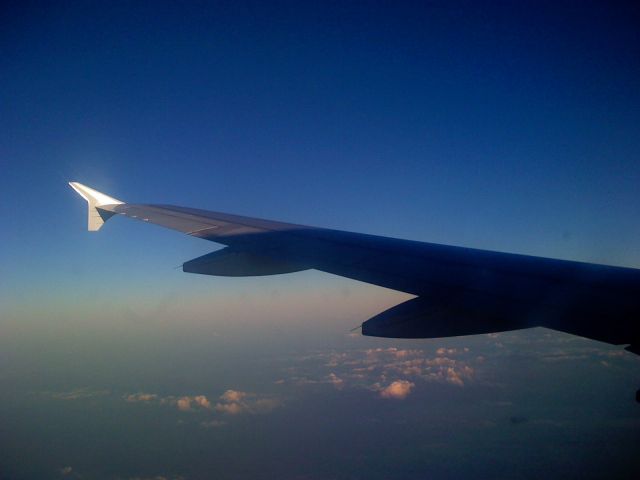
[69,182,640,353]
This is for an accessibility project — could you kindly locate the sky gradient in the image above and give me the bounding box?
[2,2,640,479]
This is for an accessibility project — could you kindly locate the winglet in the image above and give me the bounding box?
[69,182,124,231]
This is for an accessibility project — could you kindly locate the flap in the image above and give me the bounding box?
[183,247,312,277]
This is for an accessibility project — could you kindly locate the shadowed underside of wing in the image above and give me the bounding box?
[71,183,640,353]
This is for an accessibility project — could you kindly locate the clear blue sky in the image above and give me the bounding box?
[2,3,640,479]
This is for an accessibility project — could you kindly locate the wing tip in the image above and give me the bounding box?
[68,181,123,231]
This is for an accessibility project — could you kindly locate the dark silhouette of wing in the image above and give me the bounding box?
[70,182,640,352]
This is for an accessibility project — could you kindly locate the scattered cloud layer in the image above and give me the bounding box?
[124,392,214,412]
[123,389,281,416]
[279,346,477,399]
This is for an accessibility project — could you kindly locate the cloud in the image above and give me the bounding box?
[436,347,456,356]
[324,352,348,367]
[220,390,246,403]
[125,393,158,403]
[193,395,211,409]
[46,388,110,401]
[124,393,214,412]
[58,466,83,479]
[280,344,481,400]
[215,390,281,415]
[173,395,213,411]
[176,397,192,411]
[122,389,279,416]
[215,401,244,415]
[60,466,74,476]
[200,420,226,428]
[327,373,344,389]
[379,380,415,399]
[445,367,464,386]
[251,398,282,413]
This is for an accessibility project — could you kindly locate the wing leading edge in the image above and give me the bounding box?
[69,182,640,353]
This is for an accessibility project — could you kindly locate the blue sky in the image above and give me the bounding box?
[1,2,640,478]
[3,1,640,326]
[3,1,640,323]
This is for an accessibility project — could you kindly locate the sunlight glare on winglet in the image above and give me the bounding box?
[69,182,124,231]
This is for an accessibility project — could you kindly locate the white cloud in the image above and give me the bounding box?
[124,393,212,412]
[125,393,158,403]
[193,395,211,409]
[46,388,110,401]
[327,373,344,389]
[215,401,244,415]
[283,345,477,396]
[123,389,278,415]
[379,380,415,399]
[445,367,464,386]
[176,397,192,411]
[220,390,246,403]
[215,390,281,415]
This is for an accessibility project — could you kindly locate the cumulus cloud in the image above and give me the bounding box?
[215,390,281,415]
[193,395,211,409]
[379,380,415,399]
[324,352,348,367]
[172,395,214,412]
[220,390,246,403]
[445,367,464,386]
[176,397,192,411]
[123,389,279,416]
[215,401,244,415]
[124,392,213,412]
